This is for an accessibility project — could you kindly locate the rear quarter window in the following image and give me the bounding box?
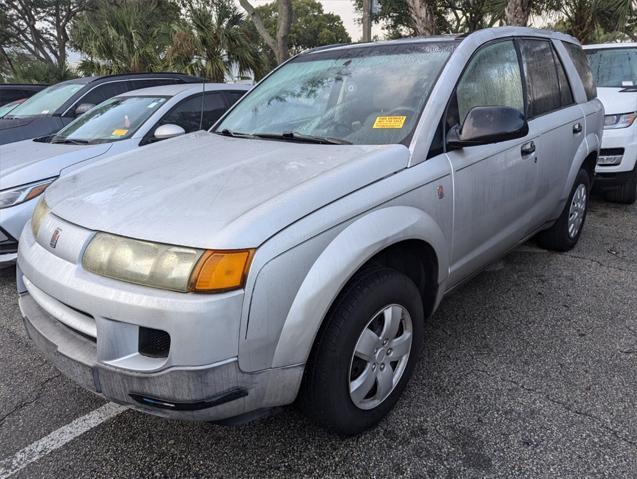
[564,42,597,101]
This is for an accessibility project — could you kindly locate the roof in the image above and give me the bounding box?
[54,72,204,86]
[0,83,48,88]
[119,82,251,97]
[583,43,637,50]
[302,27,580,57]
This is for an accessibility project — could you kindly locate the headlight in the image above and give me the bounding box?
[82,232,254,293]
[0,177,56,209]
[604,112,637,129]
[31,197,51,237]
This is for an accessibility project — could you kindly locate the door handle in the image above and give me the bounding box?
[521,141,536,156]
[573,122,583,134]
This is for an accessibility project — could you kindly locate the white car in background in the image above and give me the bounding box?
[584,44,637,203]
[0,83,249,265]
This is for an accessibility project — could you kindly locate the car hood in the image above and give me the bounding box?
[0,117,34,130]
[596,87,637,115]
[0,116,65,146]
[0,139,112,190]
[46,131,410,249]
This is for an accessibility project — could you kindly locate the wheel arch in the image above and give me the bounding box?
[559,133,599,205]
[270,205,449,368]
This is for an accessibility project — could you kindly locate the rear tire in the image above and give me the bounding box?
[537,168,590,252]
[297,267,424,436]
[604,170,637,204]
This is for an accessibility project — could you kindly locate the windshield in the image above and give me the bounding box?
[7,82,84,118]
[586,48,637,88]
[0,100,22,118]
[53,96,168,144]
[216,42,457,145]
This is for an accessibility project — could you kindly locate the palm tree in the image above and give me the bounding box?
[70,0,178,75]
[168,0,266,82]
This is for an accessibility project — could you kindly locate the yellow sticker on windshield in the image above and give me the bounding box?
[373,116,407,129]
[112,129,128,136]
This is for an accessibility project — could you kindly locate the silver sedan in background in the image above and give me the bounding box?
[0,83,249,265]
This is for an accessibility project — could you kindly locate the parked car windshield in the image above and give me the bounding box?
[53,96,168,144]
[586,47,637,87]
[6,82,85,118]
[216,42,458,145]
[0,100,22,118]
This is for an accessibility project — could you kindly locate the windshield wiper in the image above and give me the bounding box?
[253,131,352,145]
[217,128,258,139]
[50,136,90,145]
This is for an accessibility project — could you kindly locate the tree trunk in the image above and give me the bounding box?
[504,0,531,26]
[406,0,436,36]
[239,0,291,64]
[362,0,371,42]
[275,0,291,63]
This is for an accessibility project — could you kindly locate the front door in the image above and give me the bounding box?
[445,39,539,287]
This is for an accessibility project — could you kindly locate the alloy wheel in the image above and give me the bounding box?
[348,304,413,410]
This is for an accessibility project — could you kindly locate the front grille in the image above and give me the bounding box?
[600,148,625,156]
[598,148,624,166]
[138,327,171,358]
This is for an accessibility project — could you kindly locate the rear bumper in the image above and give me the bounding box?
[20,292,302,421]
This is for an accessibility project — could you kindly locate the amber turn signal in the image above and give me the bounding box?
[189,249,255,293]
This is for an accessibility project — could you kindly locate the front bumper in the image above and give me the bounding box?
[595,126,637,175]
[20,292,301,420]
[17,215,303,421]
[594,167,636,191]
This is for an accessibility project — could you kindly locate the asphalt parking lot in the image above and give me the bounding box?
[0,198,635,479]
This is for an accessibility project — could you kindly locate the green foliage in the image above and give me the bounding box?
[544,0,636,43]
[167,0,266,82]
[1,54,76,83]
[247,0,351,69]
[353,0,502,38]
[70,0,180,75]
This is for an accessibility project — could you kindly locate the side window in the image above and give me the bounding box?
[201,92,228,129]
[553,47,574,107]
[225,90,246,106]
[76,82,128,108]
[452,40,524,127]
[564,42,597,100]
[519,39,561,117]
[156,92,226,133]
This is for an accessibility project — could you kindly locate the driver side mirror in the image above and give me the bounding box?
[447,106,528,149]
[154,124,186,140]
[74,103,95,116]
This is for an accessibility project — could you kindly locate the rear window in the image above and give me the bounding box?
[585,47,637,88]
[564,42,597,100]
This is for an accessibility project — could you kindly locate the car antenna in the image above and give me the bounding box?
[199,75,205,130]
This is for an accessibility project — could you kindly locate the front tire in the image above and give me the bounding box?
[537,168,590,252]
[605,169,637,204]
[297,267,424,436]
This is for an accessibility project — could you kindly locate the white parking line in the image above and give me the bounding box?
[0,403,126,479]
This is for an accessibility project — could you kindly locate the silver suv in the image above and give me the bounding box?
[17,27,603,435]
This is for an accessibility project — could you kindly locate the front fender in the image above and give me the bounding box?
[270,205,449,368]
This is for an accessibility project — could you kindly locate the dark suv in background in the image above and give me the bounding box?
[0,83,47,106]
[0,73,202,146]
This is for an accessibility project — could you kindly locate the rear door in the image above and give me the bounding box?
[445,39,539,286]
[517,38,584,225]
